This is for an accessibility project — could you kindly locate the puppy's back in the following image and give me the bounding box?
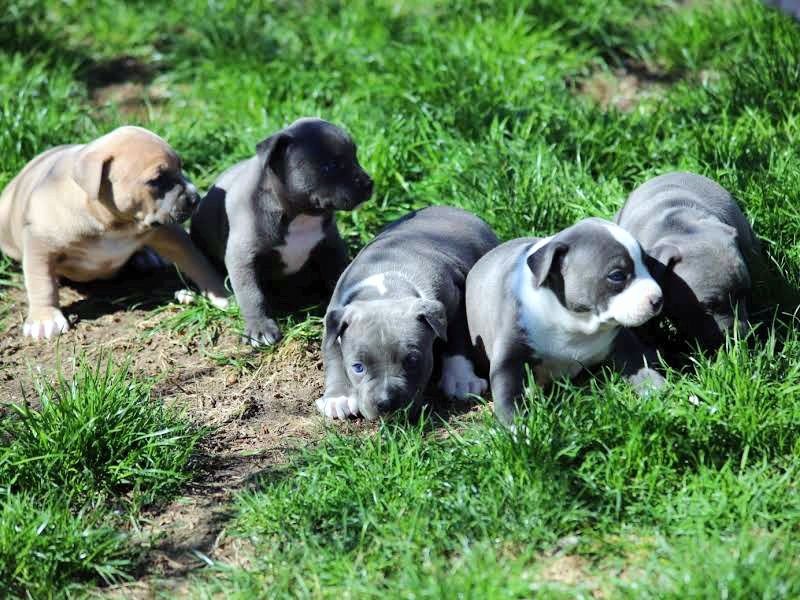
[0,144,80,259]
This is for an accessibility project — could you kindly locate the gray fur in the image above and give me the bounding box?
[615,171,762,348]
[320,206,499,419]
[190,118,373,346]
[466,219,665,427]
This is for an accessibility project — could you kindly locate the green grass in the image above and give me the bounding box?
[0,357,202,597]
[1,0,800,596]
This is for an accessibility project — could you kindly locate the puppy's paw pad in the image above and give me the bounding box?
[438,355,486,401]
[23,310,69,340]
[316,395,358,419]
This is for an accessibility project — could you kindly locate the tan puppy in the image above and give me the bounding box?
[0,126,228,340]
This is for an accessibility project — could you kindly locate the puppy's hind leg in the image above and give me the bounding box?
[438,318,487,402]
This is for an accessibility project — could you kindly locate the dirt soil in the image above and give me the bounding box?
[0,270,345,595]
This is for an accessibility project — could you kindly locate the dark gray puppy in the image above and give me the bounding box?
[318,206,499,420]
[190,118,373,346]
[466,218,665,427]
[616,172,762,349]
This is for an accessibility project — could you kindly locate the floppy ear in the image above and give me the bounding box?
[526,241,568,288]
[649,242,682,270]
[324,306,351,348]
[415,299,448,341]
[72,150,113,201]
[256,133,292,179]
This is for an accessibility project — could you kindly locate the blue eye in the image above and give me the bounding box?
[351,362,365,375]
[607,270,627,283]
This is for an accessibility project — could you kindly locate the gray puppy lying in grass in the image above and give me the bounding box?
[190,118,373,347]
[318,206,499,420]
[466,218,665,427]
[616,172,764,349]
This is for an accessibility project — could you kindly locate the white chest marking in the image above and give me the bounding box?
[276,215,325,274]
[513,238,618,385]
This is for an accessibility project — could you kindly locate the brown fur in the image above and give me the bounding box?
[0,126,227,339]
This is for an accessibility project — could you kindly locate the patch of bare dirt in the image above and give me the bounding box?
[574,63,672,112]
[0,272,333,596]
[82,55,170,119]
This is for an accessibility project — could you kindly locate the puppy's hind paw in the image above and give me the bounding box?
[316,395,359,419]
[438,355,487,401]
[23,309,70,340]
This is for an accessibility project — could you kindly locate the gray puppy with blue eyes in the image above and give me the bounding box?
[317,206,499,420]
[616,172,764,349]
[190,118,373,347]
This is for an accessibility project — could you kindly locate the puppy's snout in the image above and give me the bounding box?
[183,180,200,205]
[375,395,393,413]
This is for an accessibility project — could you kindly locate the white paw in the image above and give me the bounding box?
[438,355,487,400]
[174,289,197,305]
[207,291,230,310]
[316,395,359,419]
[23,310,69,340]
[174,289,230,310]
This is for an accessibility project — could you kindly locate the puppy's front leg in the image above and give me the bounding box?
[611,328,666,395]
[316,333,358,419]
[21,231,68,339]
[489,350,526,428]
[314,228,349,295]
[225,240,282,347]
[146,224,229,309]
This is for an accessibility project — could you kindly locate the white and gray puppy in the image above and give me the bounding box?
[616,172,763,349]
[318,206,499,420]
[466,218,664,427]
[190,118,373,347]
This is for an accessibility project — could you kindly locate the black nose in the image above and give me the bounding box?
[375,396,392,413]
[650,295,663,311]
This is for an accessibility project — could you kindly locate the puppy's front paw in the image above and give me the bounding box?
[438,355,487,400]
[628,367,666,397]
[23,308,69,340]
[242,317,283,347]
[316,395,359,419]
[174,289,197,305]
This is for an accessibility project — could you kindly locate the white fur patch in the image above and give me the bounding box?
[276,215,325,274]
[316,395,359,419]
[599,222,663,327]
[514,242,619,383]
[174,289,230,310]
[438,355,487,400]
[513,226,662,384]
[362,273,387,295]
[23,309,69,340]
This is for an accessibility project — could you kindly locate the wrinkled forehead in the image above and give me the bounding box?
[109,140,181,179]
[560,220,639,270]
[343,309,425,352]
